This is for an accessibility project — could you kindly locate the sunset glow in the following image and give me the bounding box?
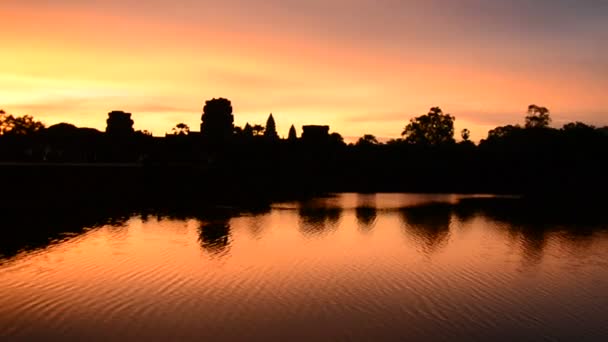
[2,0,607,141]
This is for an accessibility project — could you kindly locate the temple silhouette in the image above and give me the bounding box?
[0,100,607,209]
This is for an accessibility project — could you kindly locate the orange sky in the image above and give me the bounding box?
[1,0,607,141]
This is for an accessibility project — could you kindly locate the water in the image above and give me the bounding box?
[1,194,607,341]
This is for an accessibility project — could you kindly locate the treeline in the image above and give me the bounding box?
[1,101,607,201]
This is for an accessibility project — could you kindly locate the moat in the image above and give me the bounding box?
[1,193,607,340]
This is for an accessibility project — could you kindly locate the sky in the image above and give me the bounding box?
[1,0,607,141]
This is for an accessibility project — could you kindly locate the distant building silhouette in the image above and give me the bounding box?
[201,98,234,142]
[106,111,134,137]
[302,125,329,144]
[264,114,279,140]
[2,100,608,198]
[243,123,254,138]
[288,125,297,141]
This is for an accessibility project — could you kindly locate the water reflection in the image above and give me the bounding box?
[455,197,608,265]
[240,205,272,238]
[400,204,452,254]
[1,194,608,340]
[356,193,377,231]
[0,208,132,260]
[148,208,241,256]
[356,207,377,231]
[298,200,343,236]
[198,220,231,255]
[2,196,607,264]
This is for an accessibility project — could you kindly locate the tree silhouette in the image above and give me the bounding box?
[172,123,190,135]
[486,124,521,141]
[264,113,279,140]
[562,122,594,132]
[402,107,455,145]
[330,132,345,146]
[252,124,264,136]
[356,134,379,146]
[288,124,297,141]
[46,123,78,136]
[461,128,471,141]
[201,98,234,142]
[106,111,134,137]
[525,105,551,129]
[0,110,45,135]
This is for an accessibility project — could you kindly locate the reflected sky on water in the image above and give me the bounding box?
[1,194,607,341]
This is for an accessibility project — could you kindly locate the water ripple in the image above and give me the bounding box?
[1,194,608,340]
